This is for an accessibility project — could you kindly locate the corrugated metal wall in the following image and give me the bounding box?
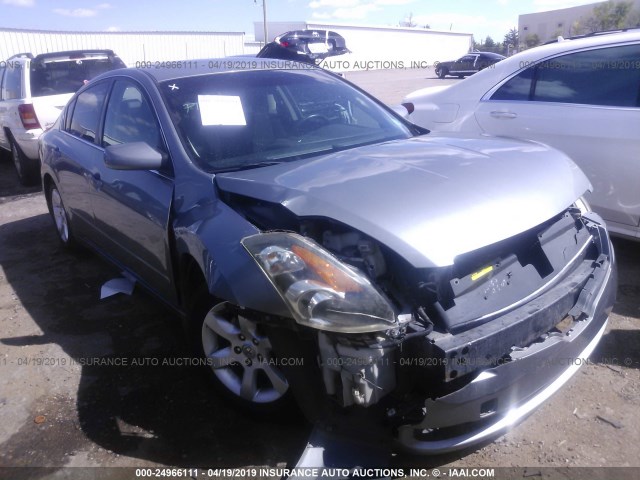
[243,42,264,55]
[0,29,247,66]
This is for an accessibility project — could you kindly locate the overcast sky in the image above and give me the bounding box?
[1,0,599,41]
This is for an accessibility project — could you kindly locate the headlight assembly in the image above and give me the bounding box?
[242,232,397,333]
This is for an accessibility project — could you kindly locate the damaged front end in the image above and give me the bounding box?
[240,200,616,453]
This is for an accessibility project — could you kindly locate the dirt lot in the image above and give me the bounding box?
[0,70,639,479]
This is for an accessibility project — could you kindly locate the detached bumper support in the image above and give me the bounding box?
[395,232,616,454]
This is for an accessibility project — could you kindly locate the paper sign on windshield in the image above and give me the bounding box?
[198,95,247,126]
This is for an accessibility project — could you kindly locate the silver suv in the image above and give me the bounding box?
[0,50,126,185]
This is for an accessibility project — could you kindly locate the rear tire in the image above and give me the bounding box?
[10,137,39,186]
[190,289,292,413]
[47,183,76,248]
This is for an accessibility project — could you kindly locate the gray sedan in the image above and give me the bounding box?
[39,59,616,455]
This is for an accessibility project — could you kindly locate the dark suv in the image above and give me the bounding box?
[257,30,350,65]
[435,52,505,78]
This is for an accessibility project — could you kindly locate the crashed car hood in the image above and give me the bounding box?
[216,134,590,267]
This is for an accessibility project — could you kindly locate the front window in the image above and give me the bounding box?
[160,69,413,173]
[102,80,163,150]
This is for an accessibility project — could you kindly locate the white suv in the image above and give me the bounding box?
[0,50,126,185]
[403,31,640,240]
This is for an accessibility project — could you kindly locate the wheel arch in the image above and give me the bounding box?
[42,173,56,212]
[172,212,290,318]
[177,252,210,312]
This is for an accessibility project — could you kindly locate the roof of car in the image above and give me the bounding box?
[524,29,640,58]
[543,26,640,44]
[281,30,342,37]
[7,49,118,62]
[34,49,117,61]
[478,52,506,59]
[495,29,640,74]
[133,57,322,83]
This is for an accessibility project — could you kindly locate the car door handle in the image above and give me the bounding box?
[490,111,517,119]
[91,172,103,190]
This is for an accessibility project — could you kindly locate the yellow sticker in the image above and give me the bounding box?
[471,265,494,281]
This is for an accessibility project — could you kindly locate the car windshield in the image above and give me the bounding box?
[30,54,126,97]
[160,69,413,173]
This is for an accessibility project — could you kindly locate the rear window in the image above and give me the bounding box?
[492,44,640,107]
[30,54,126,97]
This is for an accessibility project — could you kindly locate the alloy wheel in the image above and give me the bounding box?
[50,187,70,243]
[201,304,289,404]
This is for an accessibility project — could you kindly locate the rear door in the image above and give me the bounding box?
[475,43,640,235]
[53,81,111,237]
[450,55,477,75]
[89,79,176,300]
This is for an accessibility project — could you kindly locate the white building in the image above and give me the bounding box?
[0,28,247,66]
[255,21,473,71]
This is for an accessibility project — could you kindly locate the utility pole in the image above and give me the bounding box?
[255,0,268,45]
[263,0,268,44]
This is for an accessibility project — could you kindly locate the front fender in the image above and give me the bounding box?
[173,198,290,317]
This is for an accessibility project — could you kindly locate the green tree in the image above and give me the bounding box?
[476,36,504,54]
[503,27,519,53]
[624,8,640,27]
[578,0,637,33]
[524,33,541,49]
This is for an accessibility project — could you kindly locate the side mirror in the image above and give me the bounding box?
[104,142,165,171]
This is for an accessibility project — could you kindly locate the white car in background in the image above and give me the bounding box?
[403,30,640,240]
[0,50,126,185]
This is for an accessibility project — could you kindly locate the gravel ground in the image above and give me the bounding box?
[0,69,638,480]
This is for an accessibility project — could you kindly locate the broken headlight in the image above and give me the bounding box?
[242,232,396,333]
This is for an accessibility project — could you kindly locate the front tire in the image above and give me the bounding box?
[436,66,448,79]
[191,294,291,412]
